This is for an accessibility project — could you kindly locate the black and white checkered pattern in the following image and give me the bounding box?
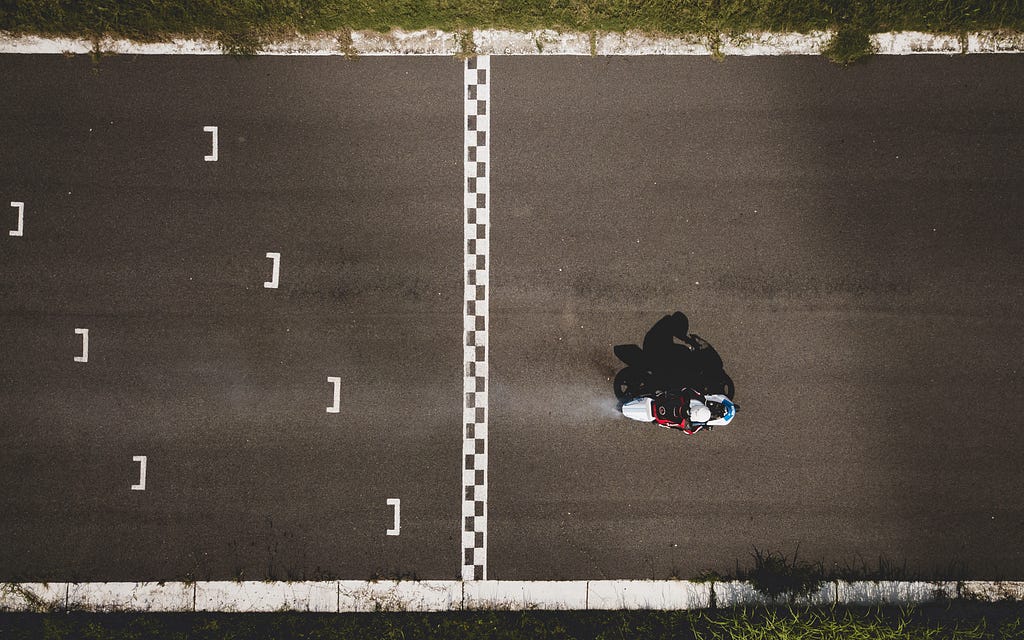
[462,55,489,582]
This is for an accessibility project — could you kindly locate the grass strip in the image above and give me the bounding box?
[1,604,1023,639]
[1,0,1023,60]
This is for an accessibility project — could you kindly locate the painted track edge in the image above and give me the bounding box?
[1,30,1023,55]
[2,580,1022,612]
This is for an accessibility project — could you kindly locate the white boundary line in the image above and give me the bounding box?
[2,580,1022,612]
[1,30,1022,55]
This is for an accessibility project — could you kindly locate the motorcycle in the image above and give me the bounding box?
[621,390,738,430]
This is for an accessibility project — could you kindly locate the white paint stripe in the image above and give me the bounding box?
[195,581,338,613]
[835,580,958,606]
[1,31,1022,56]
[961,581,1024,601]
[386,498,401,536]
[203,126,218,161]
[464,581,589,610]
[264,252,280,288]
[131,456,147,490]
[74,328,89,363]
[586,580,712,609]
[326,376,341,413]
[9,201,24,236]
[337,580,462,612]
[3,580,1022,612]
[67,582,194,612]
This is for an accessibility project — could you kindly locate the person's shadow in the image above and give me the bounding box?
[613,311,736,402]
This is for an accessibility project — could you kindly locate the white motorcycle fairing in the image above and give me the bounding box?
[621,397,655,422]
[703,394,737,426]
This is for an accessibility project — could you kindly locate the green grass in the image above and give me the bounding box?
[695,606,1024,640]
[822,26,876,63]
[1,605,1023,639]
[1,0,1022,57]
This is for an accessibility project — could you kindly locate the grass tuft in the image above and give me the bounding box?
[455,30,477,58]
[336,29,357,58]
[823,27,876,64]
[735,548,826,601]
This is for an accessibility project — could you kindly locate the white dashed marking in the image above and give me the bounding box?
[74,328,89,363]
[326,376,341,413]
[203,126,218,161]
[264,252,280,289]
[9,201,24,236]
[386,498,401,536]
[131,456,147,490]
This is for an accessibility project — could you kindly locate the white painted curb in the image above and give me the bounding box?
[2,580,1022,612]
[714,580,835,607]
[961,581,1024,601]
[194,581,338,612]
[465,581,588,610]
[338,580,462,612]
[0,583,68,612]
[1,29,1022,56]
[586,580,712,610]
[68,582,195,612]
[836,581,958,606]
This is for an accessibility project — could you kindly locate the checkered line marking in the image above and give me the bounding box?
[462,55,490,582]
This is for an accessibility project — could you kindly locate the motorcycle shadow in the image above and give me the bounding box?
[613,311,736,403]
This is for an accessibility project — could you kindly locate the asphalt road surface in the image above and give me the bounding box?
[1,54,1022,582]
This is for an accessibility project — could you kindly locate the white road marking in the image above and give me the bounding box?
[203,126,218,161]
[9,201,24,236]
[2,579,1018,612]
[264,252,280,289]
[386,498,401,536]
[74,328,89,363]
[4,31,1022,56]
[131,456,147,490]
[462,54,490,581]
[326,376,341,413]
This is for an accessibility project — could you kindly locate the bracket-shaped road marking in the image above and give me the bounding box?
[74,328,89,363]
[387,498,401,536]
[9,201,23,236]
[326,376,341,413]
[203,126,218,162]
[131,456,147,490]
[264,252,280,289]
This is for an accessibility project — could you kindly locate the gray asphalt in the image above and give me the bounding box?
[0,56,463,581]
[0,54,1022,582]
[489,56,1024,580]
